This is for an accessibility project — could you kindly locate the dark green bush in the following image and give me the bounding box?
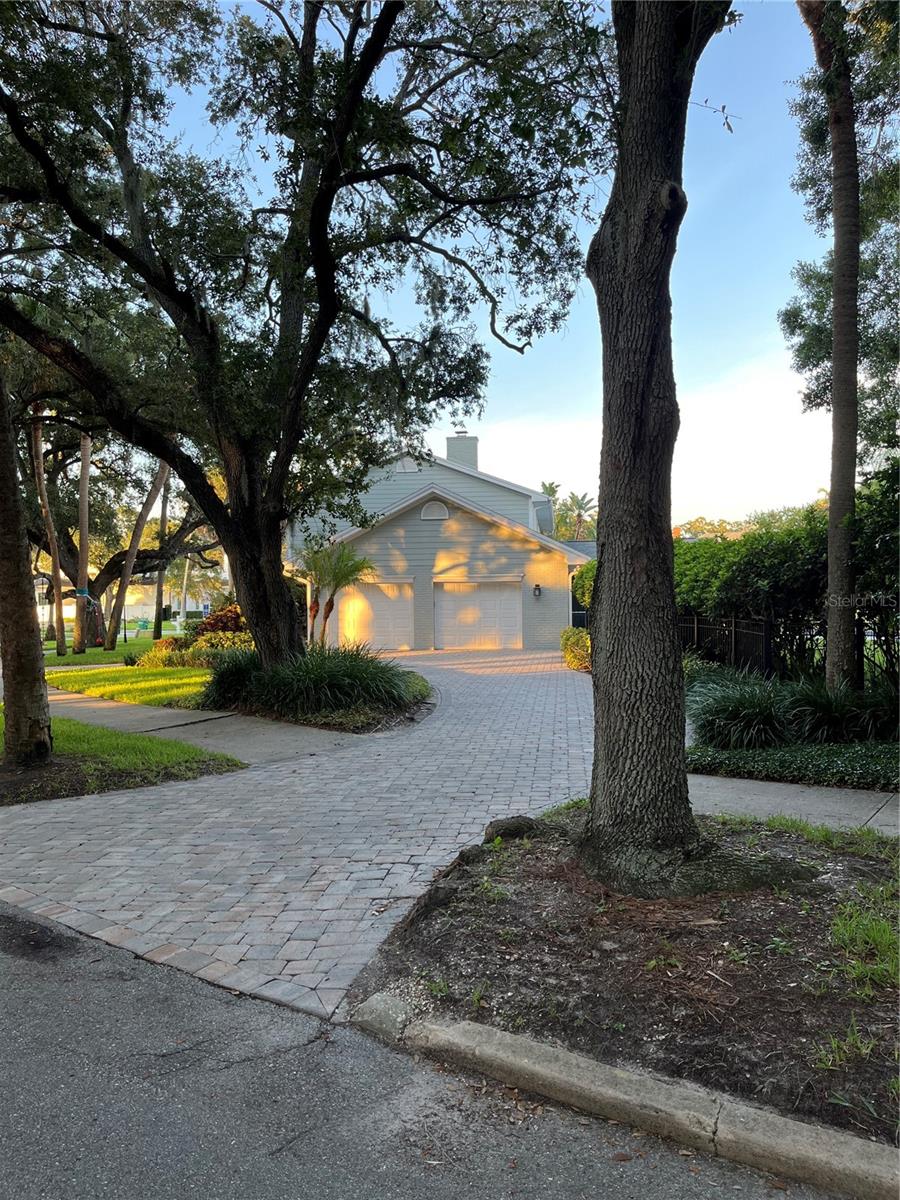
[686,742,898,792]
[201,648,260,710]
[560,627,590,672]
[688,670,900,750]
[201,644,423,719]
[784,678,879,744]
[687,674,791,749]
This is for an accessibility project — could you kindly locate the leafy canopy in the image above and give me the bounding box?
[0,1,614,535]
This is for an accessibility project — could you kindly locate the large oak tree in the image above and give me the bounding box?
[584,0,736,895]
[0,0,611,665]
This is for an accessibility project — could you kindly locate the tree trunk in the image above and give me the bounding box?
[30,413,67,657]
[0,373,52,766]
[152,469,170,640]
[308,588,320,642]
[798,1,860,691]
[319,593,336,646]
[72,431,91,653]
[225,520,304,666]
[583,1,731,896]
[179,555,191,631]
[105,460,169,649]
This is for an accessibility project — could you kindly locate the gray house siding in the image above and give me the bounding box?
[347,500,571,650]
[288,458,535,557]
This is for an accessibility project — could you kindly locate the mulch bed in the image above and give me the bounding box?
[351,809,899,1144]
[0,756,236,806]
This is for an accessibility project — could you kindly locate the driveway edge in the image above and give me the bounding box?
[354,995,897,1200]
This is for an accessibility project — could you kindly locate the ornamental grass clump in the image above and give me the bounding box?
[202,643,417,719]
[784,678,875,744]
[687,673,791,749]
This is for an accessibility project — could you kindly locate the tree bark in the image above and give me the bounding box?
[72,431,91,652]
[178,555,191,631]
[152,468,170,640]
[30,413,67,657]
[0,373,52,766]
[797,0,860,691]
[583,1,731,896]
[224,518,304,665]
[104,460,169,649]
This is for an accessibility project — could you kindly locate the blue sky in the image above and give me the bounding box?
[431,0,835,522]
[173,1,834,523]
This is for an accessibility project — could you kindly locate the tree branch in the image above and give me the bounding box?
[0,294,231,535]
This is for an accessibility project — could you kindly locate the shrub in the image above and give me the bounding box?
[687,673,790,749]
[682,651,743,690]
[122,651,139,667]
[201,643,421,719]
[194,603,246,637]
[136,638,189,667]
[685,742,899,791]
[572,560,596,609]
[688,669,899,750]
[561,627,590,672]
[784,678,873,744]
[201,648,261,710]
[182,618,203,643]
[192,630,255,656]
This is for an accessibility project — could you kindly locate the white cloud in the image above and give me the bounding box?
[426,350,832,524]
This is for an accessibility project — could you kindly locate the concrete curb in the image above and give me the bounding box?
[353,994,897,1200]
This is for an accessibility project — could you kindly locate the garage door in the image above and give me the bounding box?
[434,582,522,650]
[335,582,414,650]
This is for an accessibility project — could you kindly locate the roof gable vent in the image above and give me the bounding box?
[421,500,450,521]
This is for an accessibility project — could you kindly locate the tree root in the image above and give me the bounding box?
[582,838,819,899]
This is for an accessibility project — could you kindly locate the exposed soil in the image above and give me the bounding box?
[351,810,899,1144]
[0,755,238,806]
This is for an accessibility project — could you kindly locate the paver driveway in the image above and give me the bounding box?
[0,651,593,1019]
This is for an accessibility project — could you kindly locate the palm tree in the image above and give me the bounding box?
[567,492,598,541]
[541,480,560,500]
[299,544,374,646]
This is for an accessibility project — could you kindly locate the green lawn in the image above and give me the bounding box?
[45,646,133,668]
[0,710,241,804]
[48,666,209,708]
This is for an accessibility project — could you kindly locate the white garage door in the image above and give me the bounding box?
[434,582,522,650]
[335,582,414,650]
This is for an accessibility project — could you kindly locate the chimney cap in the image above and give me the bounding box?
[452,422,469,437]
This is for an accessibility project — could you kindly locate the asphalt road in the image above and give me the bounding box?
[0,903,828,1200]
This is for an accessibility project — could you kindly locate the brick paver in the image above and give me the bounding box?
[0,651,592,1019]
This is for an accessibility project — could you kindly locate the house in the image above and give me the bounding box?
[288,429,590,651]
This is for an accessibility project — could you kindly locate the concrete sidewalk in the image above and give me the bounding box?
[47,686,356,764]
[689,773,897,834]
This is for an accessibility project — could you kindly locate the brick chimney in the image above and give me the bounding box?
[446,424,478,470]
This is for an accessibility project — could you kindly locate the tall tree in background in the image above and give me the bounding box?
[0,370,52,766]
[30,409,67,657]
[796,0,860,690]
[71,431,91,652]
[104,460,169,649]
[567,492,598,541]
[583,1,734,895]
[152,468,170,640]
[0,1,611,666]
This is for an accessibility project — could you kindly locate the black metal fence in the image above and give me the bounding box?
[679,612,898,687]
[678,614,776,674]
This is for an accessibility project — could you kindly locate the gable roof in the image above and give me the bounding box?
[404,452,547,501]
[333,484,591,565]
